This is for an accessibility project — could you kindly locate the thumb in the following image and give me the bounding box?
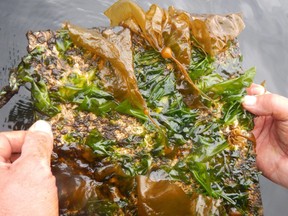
[243,93,288,121]
[19,120,54,166]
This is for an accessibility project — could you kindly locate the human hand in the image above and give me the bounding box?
[243,84,288,188]
[0,120,58,216]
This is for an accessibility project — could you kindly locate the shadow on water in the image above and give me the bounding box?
[0,0,287,215]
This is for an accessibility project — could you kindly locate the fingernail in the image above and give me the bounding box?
[29,120,53,138]
[252,86,265,95]
[243,95,257,106]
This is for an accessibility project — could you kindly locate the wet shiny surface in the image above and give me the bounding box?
[1,0,288,215]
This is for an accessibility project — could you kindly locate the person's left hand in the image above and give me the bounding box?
[0,120,58,216]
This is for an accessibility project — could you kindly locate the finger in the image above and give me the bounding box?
[0,131,28,154]
[18,120,54,167]
[0,134,12,163]
[0,131,28,164]
[10,153,21,162]
[243,93,288,121]
[251,116,268,139]
[246,83,266,95]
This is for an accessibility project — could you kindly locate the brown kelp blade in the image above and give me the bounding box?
[66,22,148,114]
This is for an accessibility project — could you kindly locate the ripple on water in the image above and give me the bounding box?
[0,86,34,131]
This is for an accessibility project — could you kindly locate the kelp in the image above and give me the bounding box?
[137,175,194,216]
[105,1,208,108]
[105,1,193,64]
[105,0,244,65]
[104,0,245,108]
[0,1,262,215]
[65,22,170,150]
[65,23,148,115]
[194,13,245,56]
[132,47,260,215]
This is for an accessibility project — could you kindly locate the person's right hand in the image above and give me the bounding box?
[243,84,288,188]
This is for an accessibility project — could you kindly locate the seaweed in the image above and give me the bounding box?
[0,1,262,215]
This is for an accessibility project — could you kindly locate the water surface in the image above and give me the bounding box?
[0,0,287,215]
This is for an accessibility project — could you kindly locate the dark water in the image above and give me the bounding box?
[0,0,287,215]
